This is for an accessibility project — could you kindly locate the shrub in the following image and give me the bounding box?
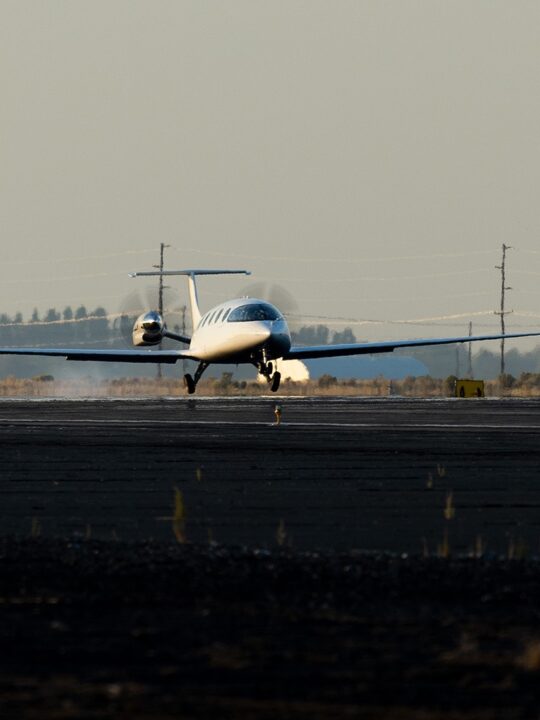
[318,374,337,388]
[444,375,457,396]
[499,373,515,389]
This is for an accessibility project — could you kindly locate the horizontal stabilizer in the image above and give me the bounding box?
[129,269,251,330]
[129,269,251,277]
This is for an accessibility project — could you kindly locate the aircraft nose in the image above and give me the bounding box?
[225,321,272,356]
[250,321,272,342]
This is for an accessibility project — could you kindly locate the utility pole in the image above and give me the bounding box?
[467,321,473,378]
[494,243,512,377]
[181,305,187,375]
[153,243,171,380]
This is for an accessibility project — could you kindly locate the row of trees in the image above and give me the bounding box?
[0,306,108,324]
[0,306,114,346]
[1,305,539,379]
[0,308,358,348]
[290,325,356,346]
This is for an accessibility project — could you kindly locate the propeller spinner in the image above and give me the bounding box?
[132,310,165,346]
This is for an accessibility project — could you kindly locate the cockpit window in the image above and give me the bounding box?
[227,303,282,322]
[222,308,231,321]
[214,308,224,323]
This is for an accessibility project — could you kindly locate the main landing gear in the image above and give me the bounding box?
[184,358,281,395]
[183,362,209,395]
[256,359,281,393]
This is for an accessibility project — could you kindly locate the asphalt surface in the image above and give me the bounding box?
[3,397,540,719]
[2,396,540,555]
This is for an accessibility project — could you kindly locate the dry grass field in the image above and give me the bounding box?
[2,372,540,397]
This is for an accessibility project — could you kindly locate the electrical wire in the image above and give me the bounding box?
[0,248,157,267]
[169,245,498,265]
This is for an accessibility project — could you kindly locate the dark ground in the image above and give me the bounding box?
[2,397,540,718]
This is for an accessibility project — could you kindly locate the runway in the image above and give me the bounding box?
[3,397,540,719]
[2,396,540,555]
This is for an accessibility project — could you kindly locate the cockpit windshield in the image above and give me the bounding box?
[227,302,282,323]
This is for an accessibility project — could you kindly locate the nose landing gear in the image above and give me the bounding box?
[183,361,209,395]
[255,359,281,392]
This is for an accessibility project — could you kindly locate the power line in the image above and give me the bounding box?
[169,246,498,265]
[0,248,157,268]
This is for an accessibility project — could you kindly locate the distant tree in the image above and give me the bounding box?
[472,349,500,379]
[292,325,330,346]
[75,305,87,320]
[444,375,457,396]
[401,375,418,395]
[44,308,61,322]
[332,327,356,344]
[31,308,40,323]
[113,314,134,346]
[63,306,73,321]
[407,345,467,379]
[518,372,540,390]
[216,372,234,389]
[88,306,109,338]
[318,373,337,388]
[13,312,23,324]
[499,373,515,389]
[0,313,11,325]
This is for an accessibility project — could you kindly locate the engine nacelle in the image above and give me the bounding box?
[132,311,165,346]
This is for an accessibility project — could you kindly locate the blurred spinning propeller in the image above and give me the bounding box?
[237,282,300,332]
[116,286,187,347]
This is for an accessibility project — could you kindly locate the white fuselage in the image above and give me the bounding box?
[188,297,291,362]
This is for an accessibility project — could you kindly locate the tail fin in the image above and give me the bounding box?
[129,269,251,330]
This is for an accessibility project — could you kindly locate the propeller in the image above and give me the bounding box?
[237,282,301,332]
[115,286,188,347]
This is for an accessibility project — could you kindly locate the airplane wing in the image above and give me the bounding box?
[0,348,197,364]
[284,330,540,360]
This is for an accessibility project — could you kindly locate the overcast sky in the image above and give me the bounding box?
[2,1,540,346]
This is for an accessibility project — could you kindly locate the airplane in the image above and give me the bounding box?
[1,268,540,394]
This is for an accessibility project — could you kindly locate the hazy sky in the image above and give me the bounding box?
[2,1,540,346]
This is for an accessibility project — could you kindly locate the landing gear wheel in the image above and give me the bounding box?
[183,373,195,395]
[270,371,281,393]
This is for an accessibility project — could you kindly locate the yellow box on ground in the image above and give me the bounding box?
[455,379,485,398]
